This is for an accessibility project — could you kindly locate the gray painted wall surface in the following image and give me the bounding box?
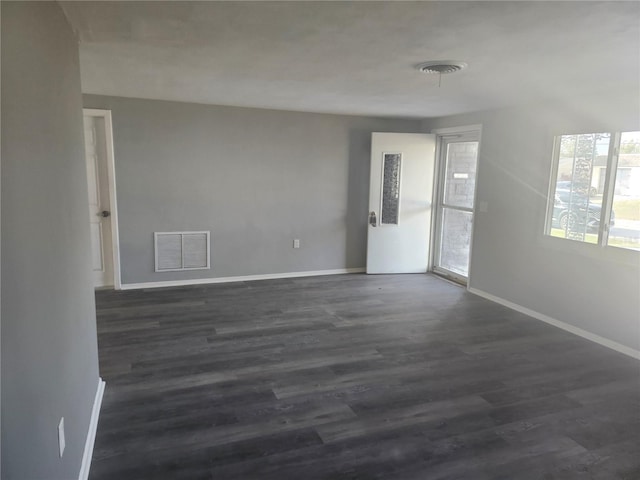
[1,3,100,479]
[83,95,420,284]
[423,94,640,351]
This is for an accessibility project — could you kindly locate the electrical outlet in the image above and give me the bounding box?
[293,239,300,249]
[58,417,66,458]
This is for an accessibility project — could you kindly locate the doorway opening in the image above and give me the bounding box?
[431,126,481,285]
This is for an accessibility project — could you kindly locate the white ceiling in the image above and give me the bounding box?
[61,1,640,119]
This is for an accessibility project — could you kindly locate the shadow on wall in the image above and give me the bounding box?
[345,129,373,269]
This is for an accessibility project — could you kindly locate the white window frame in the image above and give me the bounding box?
[545,131,623,248]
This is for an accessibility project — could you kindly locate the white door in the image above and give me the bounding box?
[366,133,436,274]
[84,114,114,287]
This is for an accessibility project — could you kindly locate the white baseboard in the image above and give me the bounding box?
[468,287,640,360]
[78,378,106,480]
[120,268,366,290]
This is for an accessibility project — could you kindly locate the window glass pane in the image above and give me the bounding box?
[549,133,610,244]
[438,208,472,277]
[608,131,640,250]
[443,142,478,208]
[381,153,401,225]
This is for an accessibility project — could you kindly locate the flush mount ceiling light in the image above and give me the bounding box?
[416,60,468,86]
[416,61,467,75]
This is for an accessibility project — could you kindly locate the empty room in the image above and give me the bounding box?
[2,1,639,479]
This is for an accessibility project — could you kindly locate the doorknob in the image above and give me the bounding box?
[369,211,377,227]
[100,210,111,218]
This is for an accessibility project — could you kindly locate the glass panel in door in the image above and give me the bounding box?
[443,142,478,209]
[438,208,473,276]
[434,136,480,281]
[381,153,402,225]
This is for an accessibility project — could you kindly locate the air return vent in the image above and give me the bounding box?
[154,231,210,272]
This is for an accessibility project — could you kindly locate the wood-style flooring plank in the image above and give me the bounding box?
[89,273,640,480]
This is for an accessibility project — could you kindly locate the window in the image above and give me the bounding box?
[546,131,640,251]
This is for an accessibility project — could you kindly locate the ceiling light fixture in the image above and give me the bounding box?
[416,60,467,87]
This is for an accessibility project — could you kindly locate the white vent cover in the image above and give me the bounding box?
[154,231,210,272]
[416,60,468,75]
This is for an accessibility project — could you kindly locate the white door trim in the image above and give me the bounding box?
[431,124,483,136]
[83,109,122,290]
[77,378,105,480]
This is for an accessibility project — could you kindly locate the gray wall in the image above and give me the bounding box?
[2,2,101,479]
[83,95,421,284]
[423,93,640,352]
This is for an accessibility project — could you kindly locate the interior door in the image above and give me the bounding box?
[84,114,114,287]
[366,133,436,274]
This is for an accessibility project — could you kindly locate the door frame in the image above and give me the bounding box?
[83,108,122,290]
[430,124,482,285]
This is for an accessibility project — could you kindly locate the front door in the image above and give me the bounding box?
[366,133,436,274]
[432,130,480,282]
[83,113,114,287]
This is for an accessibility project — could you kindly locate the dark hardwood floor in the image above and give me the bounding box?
[89,274,640,480]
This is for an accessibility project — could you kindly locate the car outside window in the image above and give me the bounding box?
[546,131,639,251]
